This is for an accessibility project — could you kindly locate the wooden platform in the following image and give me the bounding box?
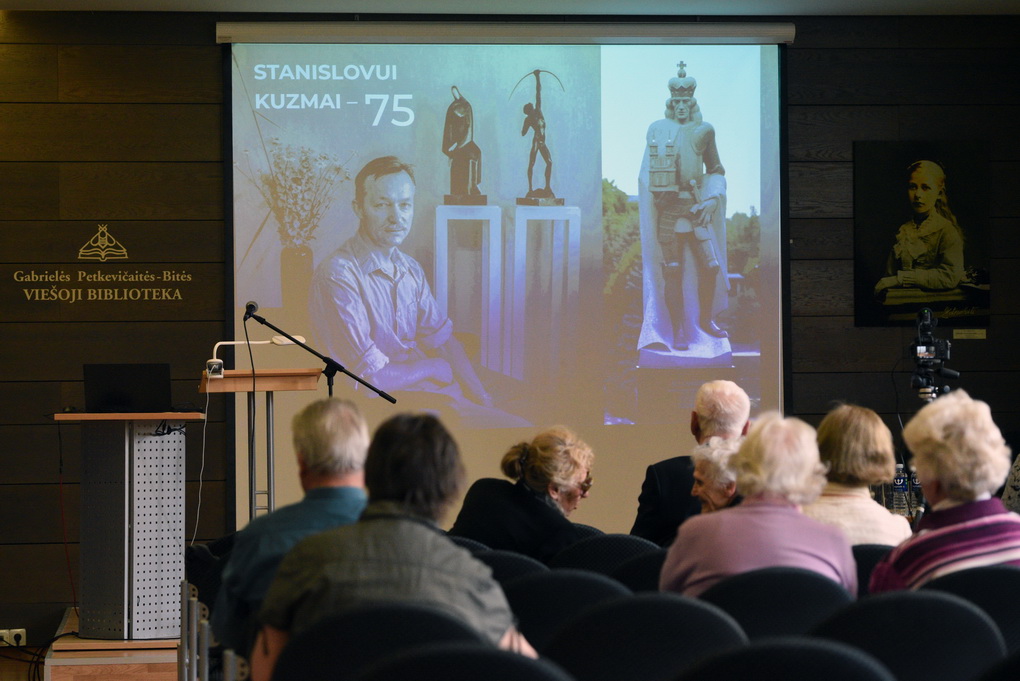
[43,609,178,681]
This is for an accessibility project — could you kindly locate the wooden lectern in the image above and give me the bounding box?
[200,368,320,519]
[53,411,204,640]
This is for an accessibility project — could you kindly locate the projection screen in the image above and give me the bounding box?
[221,22,787,525]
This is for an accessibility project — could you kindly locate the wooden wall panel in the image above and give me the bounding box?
[0,422,229,484]
[0,44,58,101]
[58,45,223,103]
[58,162,224,220]
[787,49,1020,106]
[787,107,899,162]
[0,11,214,45]
[789,218,853,260]
[0,481,226,544]
[1,321,224,383]
[789,260,854,316]
[0,104,223,162]
[788,106,1020,163]
[0,545,79,605]
[787,162,852,218]
[0,221,227,263]
[0,163,60,220]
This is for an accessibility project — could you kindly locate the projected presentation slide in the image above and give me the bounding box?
[231,41,782,430]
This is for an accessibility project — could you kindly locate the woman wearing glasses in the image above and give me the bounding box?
[449,426,594,563]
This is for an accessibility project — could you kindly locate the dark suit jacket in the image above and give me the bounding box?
[629,456,702,547]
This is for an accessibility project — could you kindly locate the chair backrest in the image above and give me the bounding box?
[447,534,491,553]
[548,533,661,576]
[921,565,1020,655]
[474,549,549,586]
[978,648,1020,681]
[572,522,606,539]
[502,568,631,652]
[851,544,894,597]
[675,636,896,681]
[609,548,668,592]
[543,592,748,681]
[698,566,854,640]
[270,601,488,681]
[355,641,576,681]
[811,590,1007,681]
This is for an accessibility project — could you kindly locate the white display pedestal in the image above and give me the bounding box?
[435,204,503,372]
[510,205,581,381]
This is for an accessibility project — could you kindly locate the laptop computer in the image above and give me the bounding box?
[83,363,173,413]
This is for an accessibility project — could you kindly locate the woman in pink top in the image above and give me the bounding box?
[659,412,857,597]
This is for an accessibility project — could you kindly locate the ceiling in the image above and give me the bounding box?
[6,0,1020,15]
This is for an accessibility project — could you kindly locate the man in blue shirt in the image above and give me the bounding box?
[211,398,369,654]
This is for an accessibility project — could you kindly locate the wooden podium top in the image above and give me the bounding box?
[200,367,321,394]
[53,412,205,422]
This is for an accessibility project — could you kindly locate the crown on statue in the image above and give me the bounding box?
[668,61,697,99]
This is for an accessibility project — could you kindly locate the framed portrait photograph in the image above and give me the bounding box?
[853,141,990,328]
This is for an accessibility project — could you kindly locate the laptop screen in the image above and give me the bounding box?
[83,363,173,413]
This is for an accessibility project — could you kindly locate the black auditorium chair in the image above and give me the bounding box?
[851,543,894,597]
[675,636,896,681]
[447,534,491,553]
[543,592,747,681]
[473,549,549,586]
[502,568,631,652]
[978,648,1020,681]
[548,533,661,576]
[355,641,576,681]
[921,565,1020,655]
[811,590,1007,681]
[571,522,606,539]
[610,548,668,593]
[698,566,853,640]
[270,601,488,681]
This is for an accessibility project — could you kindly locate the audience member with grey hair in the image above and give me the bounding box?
[631,379,751,546]
[660,412,856,597]
[251,413,536,680]
[871,390,1020,592]
[802,404,912,545]
[690,436,742,514]
[212,398,370,654]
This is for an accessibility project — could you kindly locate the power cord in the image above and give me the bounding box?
[190,388,212,546]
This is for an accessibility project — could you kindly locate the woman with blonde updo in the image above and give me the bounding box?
[449,426,594,562]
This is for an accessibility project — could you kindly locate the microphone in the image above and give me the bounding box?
[243,300,259,321]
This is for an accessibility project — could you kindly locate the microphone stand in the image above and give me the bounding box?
[246,311,395,403]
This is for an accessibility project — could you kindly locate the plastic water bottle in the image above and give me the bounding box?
[891,464,911,517]
[910,467,926,521]
[913,470,930,513]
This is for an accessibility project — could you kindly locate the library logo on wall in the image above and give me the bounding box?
[7,223,195,309]
[78,225,128,262]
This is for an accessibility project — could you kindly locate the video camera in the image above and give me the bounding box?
[910,307,959,401]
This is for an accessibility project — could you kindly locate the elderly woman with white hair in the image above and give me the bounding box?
[870,390,1020,593]
[690,436,743,514]
[659,412,856,597]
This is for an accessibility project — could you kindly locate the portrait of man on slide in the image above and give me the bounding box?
[309,155,527,428]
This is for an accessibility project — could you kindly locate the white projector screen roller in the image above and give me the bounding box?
[229,34,783,435]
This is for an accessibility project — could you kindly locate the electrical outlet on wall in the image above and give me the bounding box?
[0,629,25,647]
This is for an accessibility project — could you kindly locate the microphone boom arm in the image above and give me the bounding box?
[247,311,396,403]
